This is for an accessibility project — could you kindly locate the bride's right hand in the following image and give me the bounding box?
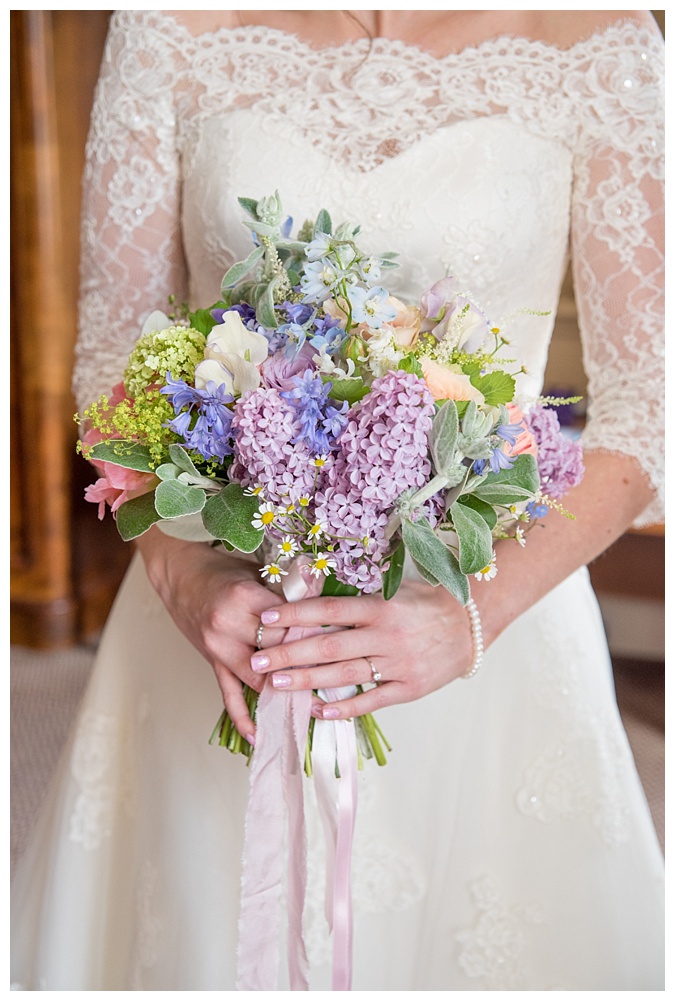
[135,526,287,742]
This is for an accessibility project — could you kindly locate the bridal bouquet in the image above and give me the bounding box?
[79,190,584,990]
[80,191,583,761]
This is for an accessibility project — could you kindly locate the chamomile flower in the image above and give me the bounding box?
[260,563,288,584]
[474,555,498,581]
[313,454,329,468]
[244,484,265,498]
[298,496,311,508]
[515,527,527,547]
[307,522,327,541]
[310,553,337,578]
[277,536,298,560]
[251,502,276,531]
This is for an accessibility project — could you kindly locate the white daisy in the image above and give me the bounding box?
[260,563,288,584]
[474,555,498,581]
[251,502,276,531]
[310,553,337,578]
[277,536,298,560]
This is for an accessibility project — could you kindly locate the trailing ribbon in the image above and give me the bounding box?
[236,558,358,991]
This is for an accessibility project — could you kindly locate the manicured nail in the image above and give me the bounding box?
[272,674,291,688]
[246,733,256,747]
[250,654,270,672]
[321,707,340,720]
[311,705,324,718]
[261,609,280,625]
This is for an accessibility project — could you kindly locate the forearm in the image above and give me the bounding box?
[474,450,656,647]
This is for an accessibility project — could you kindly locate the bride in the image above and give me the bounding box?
[11,9,664,990]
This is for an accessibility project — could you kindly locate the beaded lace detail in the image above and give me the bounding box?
[74,12,664,524]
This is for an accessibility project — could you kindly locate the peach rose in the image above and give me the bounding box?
[383,296,422,347]
[82,424,158,519]
[420,357,485,403]
[503,401,538,457]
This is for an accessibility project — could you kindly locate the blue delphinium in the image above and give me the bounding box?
[347,286,398,328]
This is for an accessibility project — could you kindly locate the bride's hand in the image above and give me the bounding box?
[246,580,476,719]
[135,527,286,741]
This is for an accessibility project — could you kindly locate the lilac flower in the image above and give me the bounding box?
[229,388,319,505]
[526,405,585,499]
[161,374,235,463]
[314,370,435,592]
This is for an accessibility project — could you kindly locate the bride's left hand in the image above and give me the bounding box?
[249,580,475,718]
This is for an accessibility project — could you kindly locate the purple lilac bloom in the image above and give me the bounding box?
[314,370,436,592]
[229,388,322,506]
[526,404,585,499]
[161,374,235,463]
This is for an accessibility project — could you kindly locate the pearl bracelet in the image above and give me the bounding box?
[462,597,484,679]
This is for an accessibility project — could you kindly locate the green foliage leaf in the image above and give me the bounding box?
[470,370,515,407]
[321,576,359,597]
[397,354,423,378]
[116,491,162,541]
[457,494,498,530]
[237,196,260,219]
[429,400,459,477]
[314,208,332,236]
[323,376,369,404]
[188,301,228,336]
[168,444,201,477]
[402,518,469,605]
[220,245,265,291]
[255,279,278,329]
[449,500,494,575]
[154,479,206,520]
[202,484,264,553]
[382,541,405,601]
[88,441,157,473]
[155,463,179,481]
[472,453,540,505]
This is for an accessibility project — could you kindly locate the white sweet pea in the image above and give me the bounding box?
[141,310,172,336]
[194,311,269,395]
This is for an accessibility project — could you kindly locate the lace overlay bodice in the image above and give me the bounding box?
[74,11,664,524]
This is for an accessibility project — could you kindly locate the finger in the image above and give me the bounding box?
[259,593,380,631]
[250,626,377,675]
[310,681,408,720]
[269,657,374,692]
[215,665,257,743]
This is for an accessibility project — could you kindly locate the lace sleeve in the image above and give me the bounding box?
[72,11,188,414]
[568,21,664,526]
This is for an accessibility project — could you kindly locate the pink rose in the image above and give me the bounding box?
[420,357,485,403]
[260,344,317,391]
[503,402,538,458]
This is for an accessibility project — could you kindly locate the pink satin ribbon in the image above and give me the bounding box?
[236,559,358,991]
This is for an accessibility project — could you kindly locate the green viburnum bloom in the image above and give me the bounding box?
[124,325,206,398]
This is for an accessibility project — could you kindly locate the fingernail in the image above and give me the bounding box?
[311,705,324,718]
[321,707,340,720]
[250,654,270,672]
[246,733,256,747]
[272,674,291,688]
[261,609,280,625]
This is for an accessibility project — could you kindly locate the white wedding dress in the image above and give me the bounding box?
[11,11,665,990]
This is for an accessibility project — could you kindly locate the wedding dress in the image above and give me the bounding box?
[11,11,665,990]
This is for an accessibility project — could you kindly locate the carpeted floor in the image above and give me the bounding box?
[10,645,665,879]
